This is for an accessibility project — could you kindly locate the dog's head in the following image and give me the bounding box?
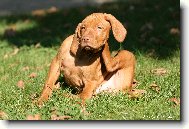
[71,13,127,55]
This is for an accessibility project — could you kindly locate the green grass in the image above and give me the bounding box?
[0,0,180,120]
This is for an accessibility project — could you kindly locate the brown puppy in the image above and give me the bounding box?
[38,13,136,106]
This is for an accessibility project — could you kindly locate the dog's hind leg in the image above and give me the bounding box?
[96,50,136,94]
[37,55,60,106]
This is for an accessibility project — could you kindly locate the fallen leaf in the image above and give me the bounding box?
[32,9,46,16]
[17,80,25,89]
[128,89,146,98]
[26,114,41,120]
[170,28,180,35]
[35,43,41,48]
[147,49,156,57]
[24,19,31,24]
[9,63,17,68]
[51,114,71,120]
[36,66,43,70]
[3,47,19,59]
[29,72,37,78]
[22,66,30,71]
[10,47,19,56]
[151,68,167,75]
[150,83,160,93]
[170,98,180,106]
[0,111,8,119]
[47,6,58,13]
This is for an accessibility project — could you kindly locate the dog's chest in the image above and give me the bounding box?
[60,55,102,87]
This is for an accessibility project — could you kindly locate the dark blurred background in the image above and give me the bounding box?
[0,0,180,59]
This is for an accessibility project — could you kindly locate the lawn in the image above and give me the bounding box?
[0,0,180,120]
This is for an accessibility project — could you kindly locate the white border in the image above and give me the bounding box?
[0,1,188,129]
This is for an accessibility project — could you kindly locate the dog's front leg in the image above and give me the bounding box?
[79,81,98,112]
[37,55,60,106]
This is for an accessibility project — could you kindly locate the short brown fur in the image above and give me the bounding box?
[38,13,136,106]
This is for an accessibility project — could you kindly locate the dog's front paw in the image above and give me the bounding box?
[36,95,49,108]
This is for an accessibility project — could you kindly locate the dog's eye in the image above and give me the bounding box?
[97,26,103,30]
[81,26,85,30]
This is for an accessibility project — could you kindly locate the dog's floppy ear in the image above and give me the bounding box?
[75,23,82,38]
[70,23,82,56]
[104,13,127,43]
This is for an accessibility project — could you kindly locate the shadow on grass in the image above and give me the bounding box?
[0,0,180,59]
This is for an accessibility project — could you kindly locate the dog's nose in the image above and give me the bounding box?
[82,36,90,42]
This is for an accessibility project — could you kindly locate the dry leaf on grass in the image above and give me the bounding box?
[149,83,160,93]
[147,49,156,57]
[17,80,25,89]
[26,114,41,120]
[22,66,30,71]
[10,47,19,56]
[35,43,41,48]
[8,63,17,68]
[51,114,71,120]
[32,7,58,17]
[47,6,58,13]
[32,9,46,16]
[170,98,180,106]
[0,111,8,119]
[24,19,31,24]
[4,47,19,59]
[128,89,147,98]
[151,68,167,75]
[36,66,44,70]
[170,28,180,35]
[29,72,37,78]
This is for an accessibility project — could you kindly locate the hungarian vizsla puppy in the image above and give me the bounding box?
[38,13,136,106]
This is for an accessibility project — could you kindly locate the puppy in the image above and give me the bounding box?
[38,13,136,106]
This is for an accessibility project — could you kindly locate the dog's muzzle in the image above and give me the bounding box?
[83,46,94,51]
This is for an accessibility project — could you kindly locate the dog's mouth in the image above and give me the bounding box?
[81,45,104,55]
